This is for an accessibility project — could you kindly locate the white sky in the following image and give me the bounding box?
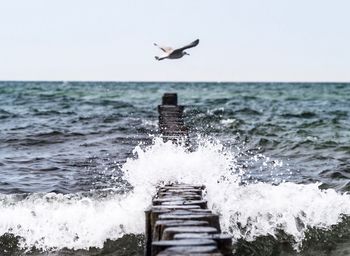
[0,0,349,82]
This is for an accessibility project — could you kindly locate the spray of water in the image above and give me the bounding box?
[0,137,349,251]
[123,137,350,249]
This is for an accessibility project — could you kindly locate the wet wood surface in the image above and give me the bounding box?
[145,184,232,256]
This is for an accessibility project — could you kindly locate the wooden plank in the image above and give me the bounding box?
[153,220,209,241]
[174,234,233,256]
[156,245,219,254]
[162,226,218,240]
[152,239,216,256]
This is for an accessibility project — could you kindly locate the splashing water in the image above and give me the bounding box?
[0,137,349,252]
[122,137,239,196]
[0,192,144,251]
[123,137,350,250]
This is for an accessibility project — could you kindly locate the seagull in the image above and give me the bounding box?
[154,39,199,61]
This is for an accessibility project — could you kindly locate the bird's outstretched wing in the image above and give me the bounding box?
[153,43,173,53]
[176,39,200,52]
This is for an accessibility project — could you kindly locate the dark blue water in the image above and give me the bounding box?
[0,82,350,255]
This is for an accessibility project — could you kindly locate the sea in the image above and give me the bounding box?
[0,81,349,256]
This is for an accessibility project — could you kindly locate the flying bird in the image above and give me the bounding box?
[154,39,199,61]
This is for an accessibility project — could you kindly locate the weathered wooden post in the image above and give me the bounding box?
[162,93,178,105]
[158,93,188,140]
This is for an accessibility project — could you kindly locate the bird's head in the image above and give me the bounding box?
[183,51,190,56]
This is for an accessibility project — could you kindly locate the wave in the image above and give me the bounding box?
[0,192,144,251]
[122,138,350,250]
[0,137,349,253]
[282,112,317,119]
[0,109,17,119]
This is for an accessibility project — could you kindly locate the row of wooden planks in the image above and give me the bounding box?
[145,184,233,255]
[144,93,232,255]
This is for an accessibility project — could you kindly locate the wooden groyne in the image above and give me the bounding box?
[158,93,188,141]
[144,93,232,256]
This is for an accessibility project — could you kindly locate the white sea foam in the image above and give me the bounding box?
[213,182,350,247]
[220,118,236,126]
[0,137,349,251]
[0,192,144,250]
[123,137,350,248]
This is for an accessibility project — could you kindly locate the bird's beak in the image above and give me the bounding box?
[186,52,190,56]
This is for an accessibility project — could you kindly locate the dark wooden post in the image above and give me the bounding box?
[162,93,178,105]
[158,93,188,140]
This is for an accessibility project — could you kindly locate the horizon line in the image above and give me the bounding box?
[0,80,349,84]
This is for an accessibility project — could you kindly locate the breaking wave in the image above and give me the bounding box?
[0,137,349,253]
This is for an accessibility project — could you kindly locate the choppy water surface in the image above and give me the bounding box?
[0,82,349,255]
